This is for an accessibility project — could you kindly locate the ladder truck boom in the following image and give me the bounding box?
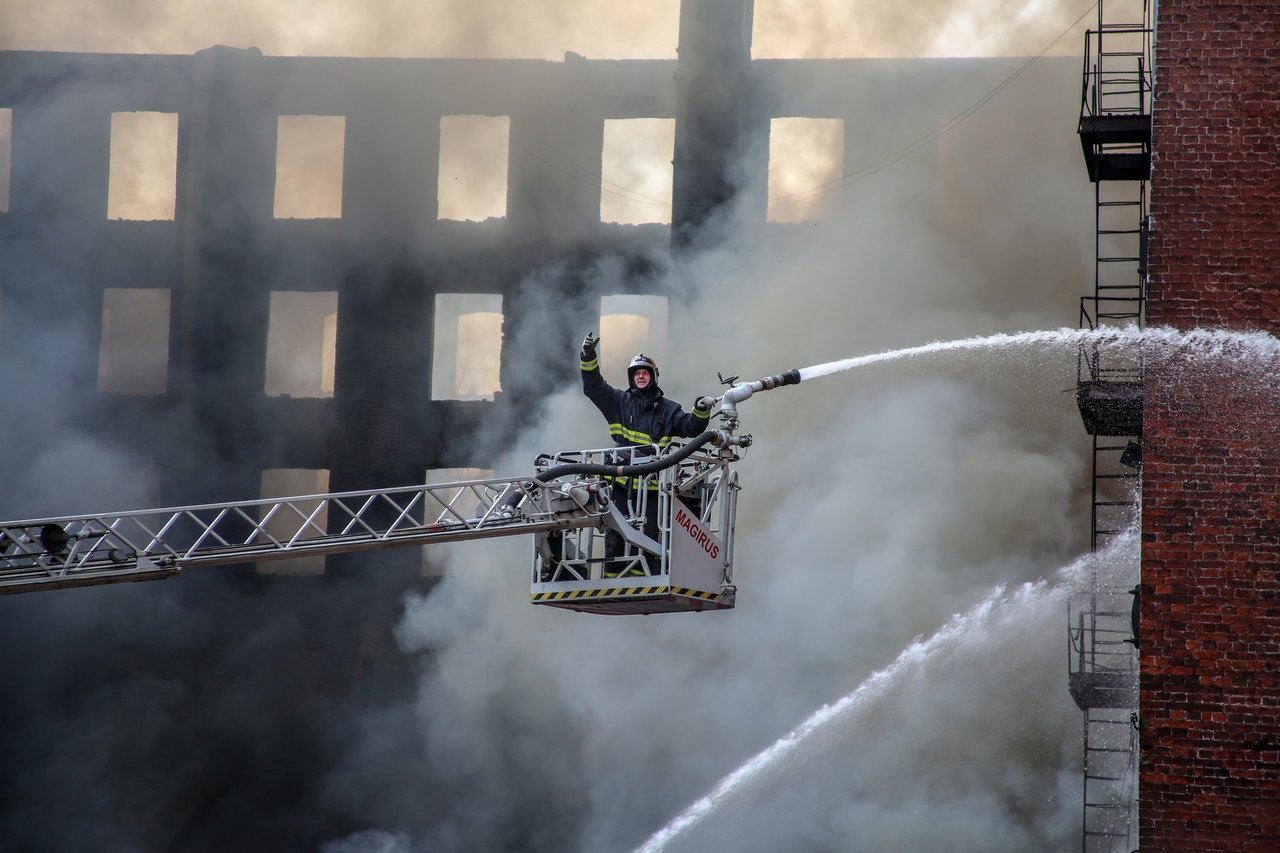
[0,367,803,614]
[0,473,607,595]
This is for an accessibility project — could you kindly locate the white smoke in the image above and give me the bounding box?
[0,2,1115,851]
[637,538,1136,853]
[319,47,1109,853]
[359,361,1094,852]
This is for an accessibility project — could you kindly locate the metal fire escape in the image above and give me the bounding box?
[1069,1,1151,851]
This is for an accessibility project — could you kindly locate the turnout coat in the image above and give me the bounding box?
[580,357,711,480]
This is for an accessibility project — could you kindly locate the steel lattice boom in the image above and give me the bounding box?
[0,473,608,594]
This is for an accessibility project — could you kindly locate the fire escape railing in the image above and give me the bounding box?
[1076,18,1153,385]
[1070,3,1151,852]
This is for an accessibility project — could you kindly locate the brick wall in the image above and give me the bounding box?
[1143,2,1280,848]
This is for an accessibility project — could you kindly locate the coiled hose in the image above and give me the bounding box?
[534,431,719,484]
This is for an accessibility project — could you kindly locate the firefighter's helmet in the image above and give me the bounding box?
[627,353,659,386]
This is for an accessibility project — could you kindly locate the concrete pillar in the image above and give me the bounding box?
[671,0,754,252]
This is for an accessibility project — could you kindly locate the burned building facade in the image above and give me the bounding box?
[0,0,1010,573]
[10,0,1278,850]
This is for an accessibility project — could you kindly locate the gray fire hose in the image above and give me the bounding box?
[534,430,722,485]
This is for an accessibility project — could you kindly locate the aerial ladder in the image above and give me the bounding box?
[0,370,802,616]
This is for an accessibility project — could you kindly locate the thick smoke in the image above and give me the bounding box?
[328,44,1101,853]
[633,538,1137,853]
[0,3,1114,852]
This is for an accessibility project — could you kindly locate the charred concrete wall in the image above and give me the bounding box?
[0,45,680,497]
[1143,1,1280,848]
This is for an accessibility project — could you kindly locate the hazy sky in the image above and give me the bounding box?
[0,0,1092,58]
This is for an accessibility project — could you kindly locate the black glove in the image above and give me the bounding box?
[695,396,717,412]
[581,332,599,360]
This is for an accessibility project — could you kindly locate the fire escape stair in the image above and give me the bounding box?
[1075,11,1150,552]
[1069,7,1150,851]
[1081,708,1139,848]
[1069,587,1139,853]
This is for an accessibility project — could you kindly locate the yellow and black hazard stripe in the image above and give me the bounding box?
[532,585,669,603]
[670,586,719,602]
[530,585,720,603]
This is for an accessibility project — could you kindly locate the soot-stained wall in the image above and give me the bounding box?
[0,32,1003,574]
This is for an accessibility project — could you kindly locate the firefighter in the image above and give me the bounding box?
[579,332,714,575]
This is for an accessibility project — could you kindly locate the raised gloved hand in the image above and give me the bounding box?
[695,395,717,412]
[581,331,599,360]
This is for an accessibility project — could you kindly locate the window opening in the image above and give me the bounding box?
[265,291,338,397]
[431,293,502,400]
[599,294,668,388]
[767,117,845,223]
[258,468,330,575]
[107,111,179,221]
[438,115,509,222]
[274,115,345,219]
[421,466,495,576]
[98,288,171,394]
[0,108,11,212]
[600,118,674,225]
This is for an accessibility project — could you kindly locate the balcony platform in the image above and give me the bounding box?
[1077,379,1143,436]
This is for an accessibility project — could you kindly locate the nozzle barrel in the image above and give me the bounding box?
[758,369,801,390]
[719,368,803,412]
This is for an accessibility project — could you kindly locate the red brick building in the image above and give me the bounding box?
[1143,1,1280,847]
